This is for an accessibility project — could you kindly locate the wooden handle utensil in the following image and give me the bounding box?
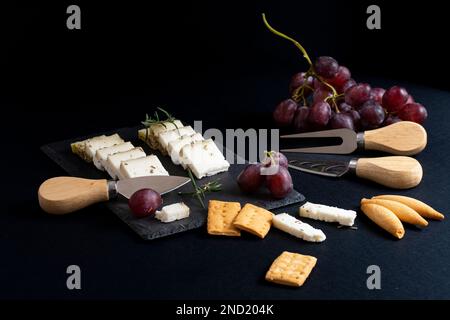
[353,156,423,189]
[38,177,110,214]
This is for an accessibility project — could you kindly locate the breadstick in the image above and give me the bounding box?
[361,203,405,239]
[373,195,444,220]
[361,198,428,227]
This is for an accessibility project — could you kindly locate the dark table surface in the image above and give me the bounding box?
[1,75,450,300]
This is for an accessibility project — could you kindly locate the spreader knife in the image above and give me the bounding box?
[281,121,427,156]
[288,156,423,189]
[38,176,191,214]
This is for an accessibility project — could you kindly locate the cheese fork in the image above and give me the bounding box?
[281,121,427,156]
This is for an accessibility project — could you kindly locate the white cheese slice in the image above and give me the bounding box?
[180,139,230,179]
[299,202,357,226]
[273,213,326,242]
[167,133,204,165]
[157,126,196,154]
[138,120,183,150]
[155,202,190,223]
[94,142,134,171]
[85,134,124,161]
[105,147,146,179]
[120,155,169,179]
[71,135,105,162]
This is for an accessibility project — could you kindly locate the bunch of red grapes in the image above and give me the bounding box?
[237,151,293,199]
[273,56,428,132]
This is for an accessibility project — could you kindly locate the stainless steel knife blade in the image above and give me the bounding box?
[280,129,364,154]
[288,158,355,177]
[114,175,191,199]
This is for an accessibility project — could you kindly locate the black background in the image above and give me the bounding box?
[1,0,450,302]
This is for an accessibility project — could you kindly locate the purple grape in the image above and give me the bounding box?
[338,102,352,113]
[340,78,356,93]
[237,163,265,193]
[292,106,310,132]
[266,166,293,199]
[289,72,313,95]
[347,110,361,131]
[382,86,409,113]
[359,100,386,129]
[273,99,298,127]
[345,83,372,108]
[308,101,331,127]
[398,103,428,124]
[313,88,332,103]
[330,113,355,130]
[129,189,162,218]
[370,88,386,104]
[262,151,289,169]
[314,56,339,78]
[405,95,415,104]
[384,114,402,126]
[326,66,351,90]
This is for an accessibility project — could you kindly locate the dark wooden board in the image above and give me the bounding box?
[41,126,305,240]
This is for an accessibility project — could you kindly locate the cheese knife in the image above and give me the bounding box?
[281,121,427,155]
[38,176,191,214]
[288,156,422,189]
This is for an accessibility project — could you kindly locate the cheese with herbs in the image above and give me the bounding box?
[138,120,183,150]
[155,203,190,223]
[299,202,357,226]
[105,147,146,179]
[167,133,204,165]
[120,155,169,179]
[273,213,326,242]
[94,142,134,171]
[157,126,196,155]
[180,139,230,179]
[71,134,124,162]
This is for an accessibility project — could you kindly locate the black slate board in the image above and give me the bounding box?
[41,126,305,240]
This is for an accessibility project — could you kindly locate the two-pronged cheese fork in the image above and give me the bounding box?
[280,121,427,155]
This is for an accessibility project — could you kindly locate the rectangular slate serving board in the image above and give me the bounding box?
[41,126,305,240]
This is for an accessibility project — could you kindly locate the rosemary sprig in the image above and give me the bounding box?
[178,169,222,209]
[141,107,179,141]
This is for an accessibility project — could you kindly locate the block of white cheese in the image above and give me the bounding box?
[105,147,146,179]
[120,155,169,179]
[157,126,196,155]
[180,139,230,179]
[155,202,190,223]
[273,213,326,242]
[71,134,124,162]
[167,133,204,165]
[299,202,357,226]
[94,142,134,171]
[138,120,183,151]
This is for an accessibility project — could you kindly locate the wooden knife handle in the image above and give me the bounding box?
[363,121,427,155]
[38,177,110,214]
[354,156,423,189]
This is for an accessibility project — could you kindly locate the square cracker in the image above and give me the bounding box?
[233,203,273,239]
[265,251,317,287]
[207,200,241,236]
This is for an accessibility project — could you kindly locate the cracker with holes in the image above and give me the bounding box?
[207,200,241,236]
[233,203,273,239]
[265,251,317,287]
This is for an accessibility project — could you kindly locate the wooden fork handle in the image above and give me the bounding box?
[363,121,427,155]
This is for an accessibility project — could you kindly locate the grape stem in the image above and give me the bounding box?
[262,13,312,66]
[262,13,341,108]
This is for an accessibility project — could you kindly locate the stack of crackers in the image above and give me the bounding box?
[207,200,317,287]
[207,201,272,238]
